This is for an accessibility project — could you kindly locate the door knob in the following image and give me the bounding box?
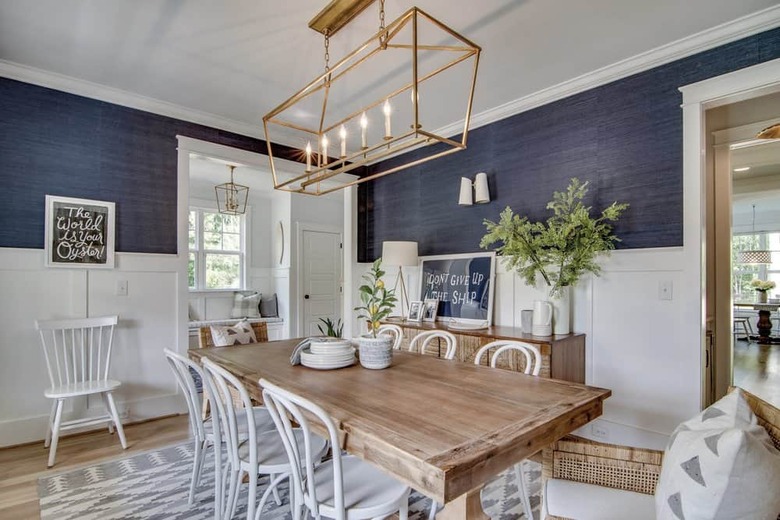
[304,294,310,299]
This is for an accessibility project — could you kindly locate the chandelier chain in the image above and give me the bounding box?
[323,30,330,72]
[379,0,386,46]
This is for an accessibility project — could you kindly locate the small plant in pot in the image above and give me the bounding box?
[354,258,397,369]
[480,178,628,334]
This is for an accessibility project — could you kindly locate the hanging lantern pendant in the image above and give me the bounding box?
[215,165,249,215]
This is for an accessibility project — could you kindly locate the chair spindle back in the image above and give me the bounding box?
[35,316,118,388]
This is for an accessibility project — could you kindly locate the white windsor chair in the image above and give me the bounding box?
[35,315,127,467]
[261,378,411,520]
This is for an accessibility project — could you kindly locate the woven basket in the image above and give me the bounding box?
[358,334,393,369]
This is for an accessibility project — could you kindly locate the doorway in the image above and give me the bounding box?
[706,90,780,406]
[298,225,343,337]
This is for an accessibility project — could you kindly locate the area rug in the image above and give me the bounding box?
[38,441,541,519]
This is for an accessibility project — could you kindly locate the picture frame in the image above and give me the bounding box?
[45,195,115,268]
[418,252,495,326]
[408,301,424,322]
[422,298,439,322]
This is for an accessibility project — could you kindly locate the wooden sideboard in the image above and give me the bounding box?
[383,320,586,383]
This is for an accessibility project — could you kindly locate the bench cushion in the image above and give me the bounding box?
[543,478,655,520]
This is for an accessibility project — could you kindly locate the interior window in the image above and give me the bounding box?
[189,208,245,290]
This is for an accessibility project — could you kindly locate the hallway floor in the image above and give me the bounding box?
[734,339,780,405]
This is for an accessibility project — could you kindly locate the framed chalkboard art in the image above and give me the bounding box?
[418,252,495,325]
[45,195,115,268]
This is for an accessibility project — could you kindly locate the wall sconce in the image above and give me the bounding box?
[458,172,490,206]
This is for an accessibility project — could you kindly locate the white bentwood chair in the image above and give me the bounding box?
[377,324,404,350]
[474,340,542,519]
[35,315,127,467]
[202,358,328,520]
[165,348,276,514]
[261,378,411,520]
[408,330,458,360]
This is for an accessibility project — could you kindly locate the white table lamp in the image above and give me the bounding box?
[382,241,418,320]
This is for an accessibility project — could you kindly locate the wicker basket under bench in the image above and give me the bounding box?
[542,388,780,520]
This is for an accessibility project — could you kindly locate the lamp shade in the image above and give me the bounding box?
[382,241,419,266]
[738,250,772,264]
[458,177,473,206]
[474,172,490,204]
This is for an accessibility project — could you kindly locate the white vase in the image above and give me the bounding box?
[358,334,393,369]
[550,286,571,335]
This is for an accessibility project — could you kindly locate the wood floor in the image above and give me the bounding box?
[734,340,780,405]
[0,414,191,520]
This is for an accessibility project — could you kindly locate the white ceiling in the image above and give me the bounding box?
[1,0,778,145]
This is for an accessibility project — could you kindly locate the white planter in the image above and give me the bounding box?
[358,334,393,369]
[551,286,571,335]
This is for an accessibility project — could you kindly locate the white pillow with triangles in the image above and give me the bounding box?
[655,389,780,519]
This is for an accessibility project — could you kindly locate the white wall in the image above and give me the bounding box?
[0,249,185,447]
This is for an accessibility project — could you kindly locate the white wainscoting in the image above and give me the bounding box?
[0,248,187,447]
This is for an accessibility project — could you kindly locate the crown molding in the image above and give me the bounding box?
[436,4,780,138]
[0,60,264,139]
[1,5,778,144]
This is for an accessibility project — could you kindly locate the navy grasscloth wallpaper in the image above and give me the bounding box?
[0,78,268,253]
[358,27,780,262]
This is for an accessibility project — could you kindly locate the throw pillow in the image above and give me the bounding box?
[655,389,780,520]
[230,291,261,319]
[210,319,257,346]
[260,293,278,318]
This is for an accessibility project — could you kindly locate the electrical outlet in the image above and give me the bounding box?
[659,280,673,300]
[592,423,609,439]
[116,280,128,296]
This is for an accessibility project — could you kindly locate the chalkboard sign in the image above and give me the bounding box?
[45,195,115,268]
[418,252,495,324]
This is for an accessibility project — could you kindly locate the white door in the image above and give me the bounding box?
[302,230,342,337]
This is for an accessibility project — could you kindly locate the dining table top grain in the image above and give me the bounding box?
[188,338,610,510]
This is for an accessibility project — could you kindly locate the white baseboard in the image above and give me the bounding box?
[0,392,187,448]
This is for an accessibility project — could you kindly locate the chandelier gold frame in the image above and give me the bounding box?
[263,3,480,196]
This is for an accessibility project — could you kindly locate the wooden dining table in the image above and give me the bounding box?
[189,339,611,519]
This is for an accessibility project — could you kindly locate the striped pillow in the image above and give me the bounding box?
[230,291,261,319]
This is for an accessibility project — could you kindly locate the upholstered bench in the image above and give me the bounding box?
[542,388,780,519]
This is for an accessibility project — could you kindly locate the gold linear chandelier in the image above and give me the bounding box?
[263,0,480,196]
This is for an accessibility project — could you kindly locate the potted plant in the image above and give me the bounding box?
[317,317,344,338]
[750,279,776,303]
[354,258,398,369]
[480,178,628,334]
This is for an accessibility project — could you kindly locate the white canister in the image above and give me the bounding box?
[532,300,553,336]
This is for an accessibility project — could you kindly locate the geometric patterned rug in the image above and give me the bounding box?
[38,441,541,519]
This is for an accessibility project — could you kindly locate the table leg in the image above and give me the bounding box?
[436,487,489,520]
[757,310,773,342]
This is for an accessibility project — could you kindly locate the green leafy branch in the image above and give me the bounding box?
[480,178,628,296]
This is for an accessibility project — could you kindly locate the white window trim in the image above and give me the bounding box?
[188,204,250,291]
